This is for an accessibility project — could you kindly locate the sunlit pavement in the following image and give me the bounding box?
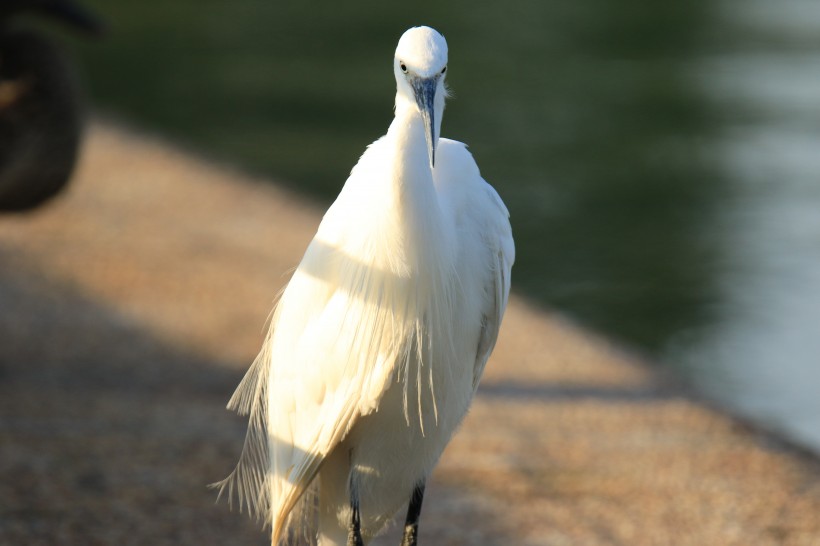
[1,123,819,545]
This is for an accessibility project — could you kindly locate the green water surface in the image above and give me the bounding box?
[59,0,730,358]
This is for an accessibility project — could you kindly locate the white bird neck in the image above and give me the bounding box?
[387,110,432,183]
[393,91,445,156]
[379,105,452,277]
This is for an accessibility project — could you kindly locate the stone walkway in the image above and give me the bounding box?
[1,123,819,545]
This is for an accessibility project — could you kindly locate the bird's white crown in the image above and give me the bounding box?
[395,26,448,77]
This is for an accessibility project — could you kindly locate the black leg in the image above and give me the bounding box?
[347,496,364,546]
[400,482,426,546]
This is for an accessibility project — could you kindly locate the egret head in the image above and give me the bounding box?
[394,26,448,168]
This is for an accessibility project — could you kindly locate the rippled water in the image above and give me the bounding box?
[667,0,820,451]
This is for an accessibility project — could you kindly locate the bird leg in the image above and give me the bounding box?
[347,495,364,546]
[400,483,426,546]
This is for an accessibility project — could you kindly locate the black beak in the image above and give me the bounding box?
[410,76,438,168]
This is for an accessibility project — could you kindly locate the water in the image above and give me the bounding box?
[57,0,820,452]
[666,0,820,451]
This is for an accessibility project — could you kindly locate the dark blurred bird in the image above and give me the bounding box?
[0,0,101,212]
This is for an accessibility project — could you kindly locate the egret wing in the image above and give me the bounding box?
[472,182,514,390]
[433,139,514,390]
[216,141,419,540]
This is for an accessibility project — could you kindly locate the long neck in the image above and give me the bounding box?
[393,87,444,159]
[380,107,448,278]
[387,108,433,191]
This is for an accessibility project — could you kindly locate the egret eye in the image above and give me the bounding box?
[400,62,408,73]
[441,66,447,74]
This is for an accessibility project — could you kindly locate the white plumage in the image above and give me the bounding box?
[216,26,514,546]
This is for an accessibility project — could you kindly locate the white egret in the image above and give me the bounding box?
[216,26,514,546]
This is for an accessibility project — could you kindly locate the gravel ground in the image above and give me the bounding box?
[1,123,819,545]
